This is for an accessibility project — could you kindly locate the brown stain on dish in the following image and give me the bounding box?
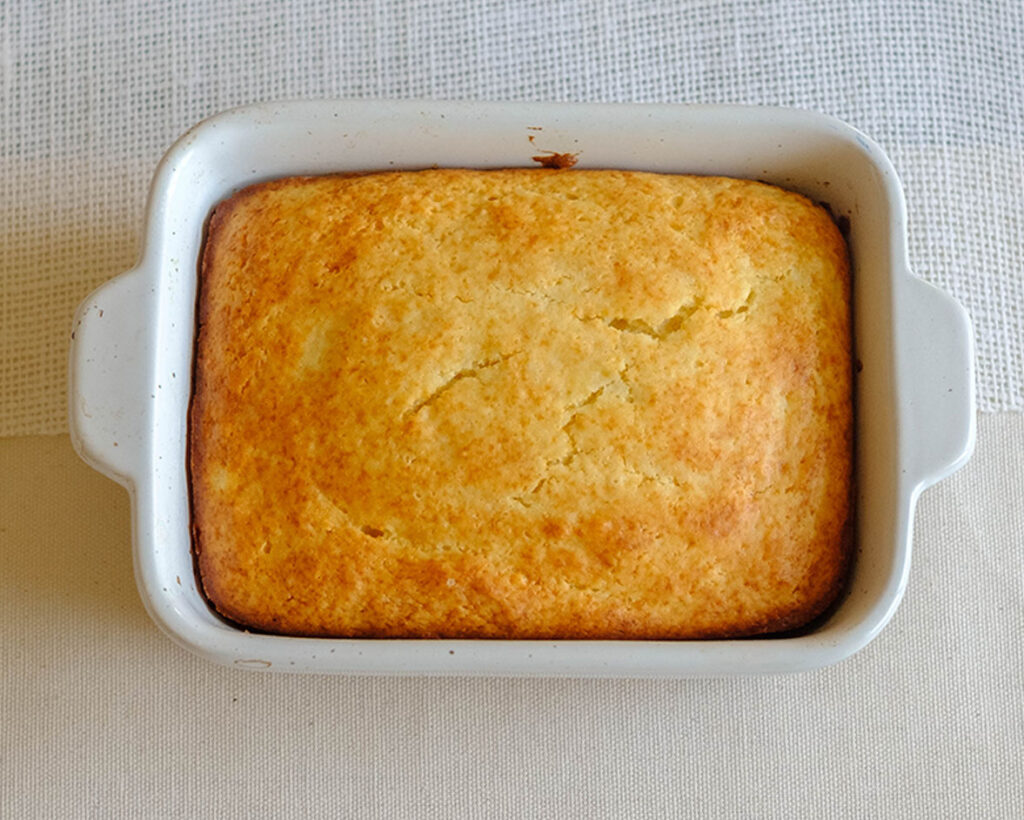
[531,152,579,169]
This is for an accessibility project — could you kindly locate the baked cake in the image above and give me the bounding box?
[189,169,853,639]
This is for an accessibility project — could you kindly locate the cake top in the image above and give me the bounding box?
[190,169,852,639]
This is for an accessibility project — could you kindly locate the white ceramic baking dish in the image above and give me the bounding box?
[69,100,974,676]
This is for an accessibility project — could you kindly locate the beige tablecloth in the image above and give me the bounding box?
[1,421,1022,817]
[2,1,1022,816]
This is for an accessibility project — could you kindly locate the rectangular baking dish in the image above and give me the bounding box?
[69,100,975,676]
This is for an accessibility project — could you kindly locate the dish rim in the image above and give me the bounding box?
[68,100,976,676]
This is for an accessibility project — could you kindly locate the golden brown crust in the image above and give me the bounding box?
[189,169,853,639]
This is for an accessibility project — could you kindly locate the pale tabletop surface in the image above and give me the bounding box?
[2,2,1022,817]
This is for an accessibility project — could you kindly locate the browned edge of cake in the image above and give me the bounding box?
[186,169,855,640]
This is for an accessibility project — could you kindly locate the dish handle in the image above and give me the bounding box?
[896,274,977,490]
[68,269,152,487]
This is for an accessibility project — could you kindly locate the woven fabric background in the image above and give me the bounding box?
[1,0,1022,436]
[2,415,1022,818]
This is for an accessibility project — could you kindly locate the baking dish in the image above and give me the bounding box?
[69,100,975,676]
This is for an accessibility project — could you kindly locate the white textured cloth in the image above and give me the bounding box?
[1,0,1023,436]
[1,416,1022,818]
